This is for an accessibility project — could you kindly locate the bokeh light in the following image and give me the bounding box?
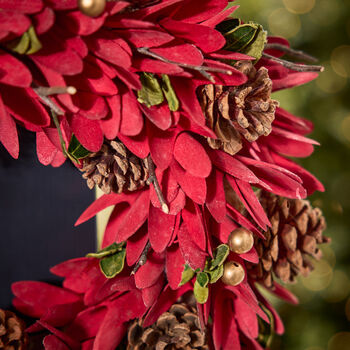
[302,260,333,291]
[268,8,301,38]
[328,332,350,350]
[331,45,350,78]
[283,0,316,14]
[315,62,347,94]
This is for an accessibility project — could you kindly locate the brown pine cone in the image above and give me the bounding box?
[80,140,149,195]
[127,303,208,350]
[197,61,279,155]
[247,192,330,288]
[0,309,27,350]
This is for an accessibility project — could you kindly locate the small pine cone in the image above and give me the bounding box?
[0,309,28,350]
[80,140,149,195]
[127,303,208,350]
[247,191,330,288]
[197,61,279,155]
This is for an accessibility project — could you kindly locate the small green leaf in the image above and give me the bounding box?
[99,249,126,278]
[161,75,179,111]
[210,244,230,271]
[26,26,42,54]
[86,242,124,259]
[194,280,209,304]
[196,272,209,288]
[179,264,195,286]
[137,73,164,107]
[208,264,224,284]
[257,304,275,348]
[9,32,30,54]
[224,23,259,52]
[243,26,267,61]
[216,18,241,35]
[68,135,90,161]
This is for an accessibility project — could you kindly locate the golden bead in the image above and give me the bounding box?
[228,228,254,254]
[221,261,245,286]
[78,0,106,17]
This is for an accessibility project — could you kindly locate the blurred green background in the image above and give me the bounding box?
[235,0,350,349]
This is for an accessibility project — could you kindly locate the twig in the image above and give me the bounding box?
[137,47,233,82]
[33,87,65,115]
[34,86,77,96]
[265,43,318,63]
[262,53,324,72]
[147,155,169,214]
[131,241,151,275]
[50,110,68,157]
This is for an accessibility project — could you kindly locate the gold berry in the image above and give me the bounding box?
[78,0,106,17]
[221,261,245,286]
[228,228,254,254]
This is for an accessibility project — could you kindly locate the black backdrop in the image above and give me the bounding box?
[0,129,95,308]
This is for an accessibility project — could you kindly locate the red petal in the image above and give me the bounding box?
[166,244,185,290]
[126,223,148,266]
[0,11,30,36]
[174,133,211,178]
[33,7,55,34]
[70,114,103,152]
[178,221,206,270]
[114,66,142,90]
[0,95,18,158]
[43,335,69,350]
[201,5,238,27]
[118,133,149,159]
[72,92,108,120]
[169,188,186,215]
[115,190,150,242]
[208,149,259,183]
[206,169,226,222]
[209,50,253,61]
[36,131,58,166]
[141,104,172,131]
[100,95,121,140]
[120,91,144,136]
[0,0,43,13]
[160,18,225,53]
[265,36,290,57]
[149,205,176,252]
[0,50,31,87]
[171,160,207,204]
[135,251,164,289]
[142,274,165,307]
[240,247,259,264]
[143,284,191,328]
[133,57,183,74]
[182,200,207,251]
[234,297,258,339]
[271,282,299,305]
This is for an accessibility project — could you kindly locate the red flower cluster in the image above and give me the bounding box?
[3,0,326,349]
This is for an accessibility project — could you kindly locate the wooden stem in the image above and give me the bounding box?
[265,43,318,63]
[131,241,151,275]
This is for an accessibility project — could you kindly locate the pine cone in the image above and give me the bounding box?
[247,192,330,288]
[197,61,279,155]
[80,140,149,195]
[0,309,27,350]
[127,303,208,350]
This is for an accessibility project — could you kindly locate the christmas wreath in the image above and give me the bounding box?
[0,0,330,349]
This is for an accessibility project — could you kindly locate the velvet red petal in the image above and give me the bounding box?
[100,95,121,140]
[36,131,58,166]
[120,91,144,136]
[142,274,165,307]
[149,205,176,252]
[72,92,108,120]
[118,133,150,159]
[234,297,259,339]
[141,103,172,131]
[126,223,148,266]
[174,132,211,178]
[166,244,185,290]
[206,169,226,223]
[43,335,69,350]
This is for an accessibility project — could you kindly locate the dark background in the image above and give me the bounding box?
[0,129,95,308]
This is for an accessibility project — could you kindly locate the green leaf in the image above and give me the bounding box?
[257,304,275,348]
[68,135,90,161]
[224,23,259,52]
[160,75,179,111]
[86,242,124,259]
[26,26,42,54]
[99,249,126,278]
[179,264,195,286]
[208,264,224,284]
[9,32,30,54]
[243,26,267,61]
[137,73,164,107]
[196,272,209,288]
[210,244,230,271]
[216,18,241,35]
[194,280,209,304]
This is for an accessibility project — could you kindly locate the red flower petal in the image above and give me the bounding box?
[209,50,254,61]
[43,335,69,350]
[234,297,259,339]
[135,251,165,289]
[142,274,165,307]
[166,244,185,290]
[118,133,149,159]
[0,11,30,36]
[160,18,225,53]
[0,50,32,87]
[120,91,144,136]
[206,169,226,223]
[70,114,103,152]
[271,282,299,305]
[201,6,239,27]
[36,131,58,166]
[126,223,148,266]
[178,221,206,270]
[265,36,290,57]
[239,247,259,264]
[100,95,121,140]
[141,103,172,131]
[115,190,150,242]
[133,57,184,74]
[114,66,142,90]
[72,92,109,120]
[0,95,18,159]
[182,200,207,251]
[149,205,176,252]
[174,132,211,178]
[0,0,43,13]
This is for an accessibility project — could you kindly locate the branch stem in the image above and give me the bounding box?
[34,86,77,96]
[131,241,151,275]
[147,155,169,214]
[137,47,233,82]
[265,43,318,63]
[262,53,324,72]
